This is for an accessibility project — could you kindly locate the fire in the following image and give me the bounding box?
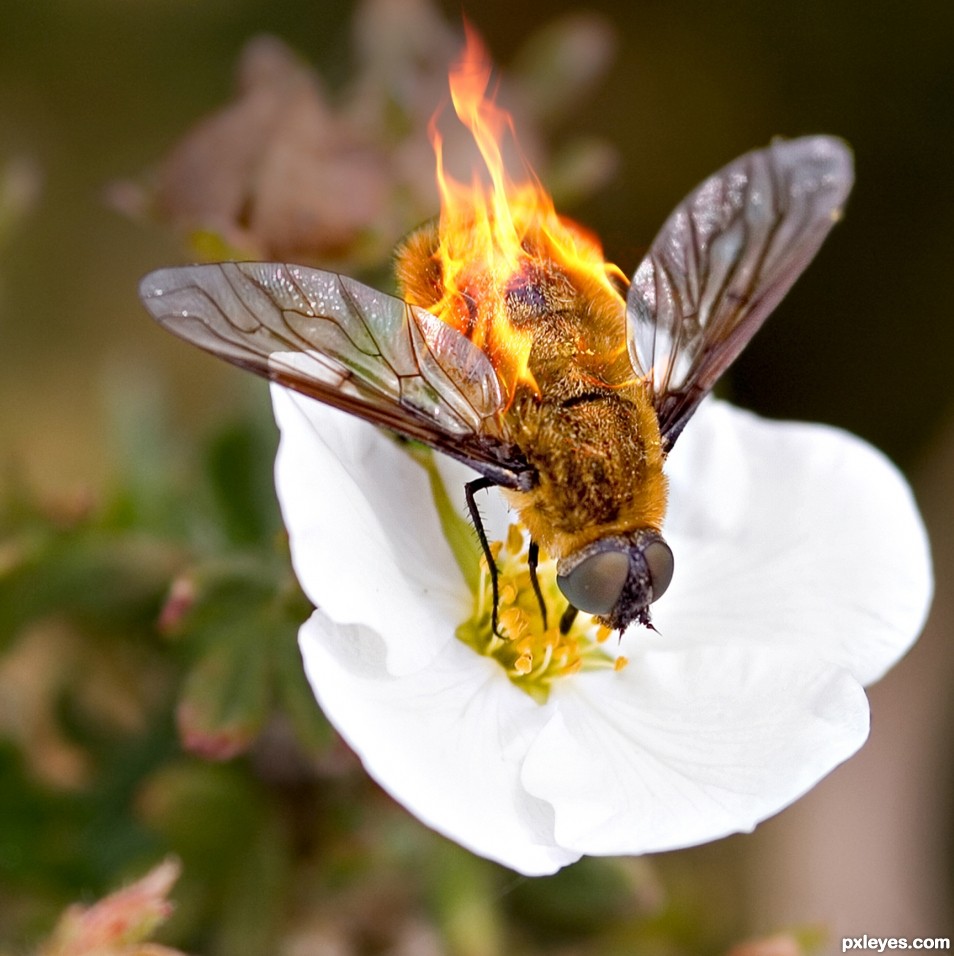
[417,25,626,402]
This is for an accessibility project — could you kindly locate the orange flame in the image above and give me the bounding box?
[426,25,625,401]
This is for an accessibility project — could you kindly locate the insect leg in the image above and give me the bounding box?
[559,604,579,635]
[527,540,548,630]
[464,476,503,637]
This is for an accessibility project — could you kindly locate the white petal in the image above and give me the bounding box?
[298,610,578,875]
[522,643,869,855]
[656,400,932,686]
[272,385,470,675]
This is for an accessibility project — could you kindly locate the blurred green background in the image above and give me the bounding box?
[0,0,950,952]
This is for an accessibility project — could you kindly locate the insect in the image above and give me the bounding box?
[139,135,853,635]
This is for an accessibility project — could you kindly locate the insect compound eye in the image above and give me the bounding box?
[644,537,674,603]
[557,531,675,624]
[556,549,630,616]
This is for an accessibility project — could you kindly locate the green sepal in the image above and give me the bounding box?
[402,443,481,592]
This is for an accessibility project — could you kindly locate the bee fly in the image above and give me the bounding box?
[139,136,853,636]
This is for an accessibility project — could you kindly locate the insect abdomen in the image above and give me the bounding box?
[503,386,667,560]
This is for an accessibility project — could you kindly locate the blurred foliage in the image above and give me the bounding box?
[112,4,619,281]
[0,386,782,954]
[0,0,948,949]
[28,858,187,956]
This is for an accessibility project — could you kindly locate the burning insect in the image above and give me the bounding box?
[139,39,853,638]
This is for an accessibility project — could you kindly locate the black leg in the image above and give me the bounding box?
[527,540,548,630]
[559,603,579,635]
[464,476,502,637]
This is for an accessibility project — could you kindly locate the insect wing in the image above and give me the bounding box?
[627,136,854,448]
[139,262,530,487]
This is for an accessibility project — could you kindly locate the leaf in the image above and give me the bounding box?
[176,613,271,761]
[202,420,281,547]
[0,528,180,652]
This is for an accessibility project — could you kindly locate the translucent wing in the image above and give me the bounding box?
[627,136,854,449]
[140,262,533,488]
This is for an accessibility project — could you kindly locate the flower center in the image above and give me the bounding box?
[456,523,626,703]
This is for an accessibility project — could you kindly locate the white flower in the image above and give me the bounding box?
[271,385,932,876]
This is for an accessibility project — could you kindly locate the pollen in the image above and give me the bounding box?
[456,522,625,703]
[499,606,530,640]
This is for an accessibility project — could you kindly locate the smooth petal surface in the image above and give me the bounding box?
[656,400,932,686]
[522,642,869,856]
[298,608,578,875]
[272,385,470,675]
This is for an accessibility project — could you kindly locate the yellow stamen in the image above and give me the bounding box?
[499,606,530,640]
[455,521,619,703]
[514,654,533,675]
[506,523,524,556]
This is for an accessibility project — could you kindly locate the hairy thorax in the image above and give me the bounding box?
[395,220,668,561]
[503,382,667,560]
[499,282,668,560]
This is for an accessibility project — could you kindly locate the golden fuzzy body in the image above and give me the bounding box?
[502,380,667,562]
[396,221,668,563]
[140,135,852,632]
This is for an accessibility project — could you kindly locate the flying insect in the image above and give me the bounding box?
[139,136,854,635]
